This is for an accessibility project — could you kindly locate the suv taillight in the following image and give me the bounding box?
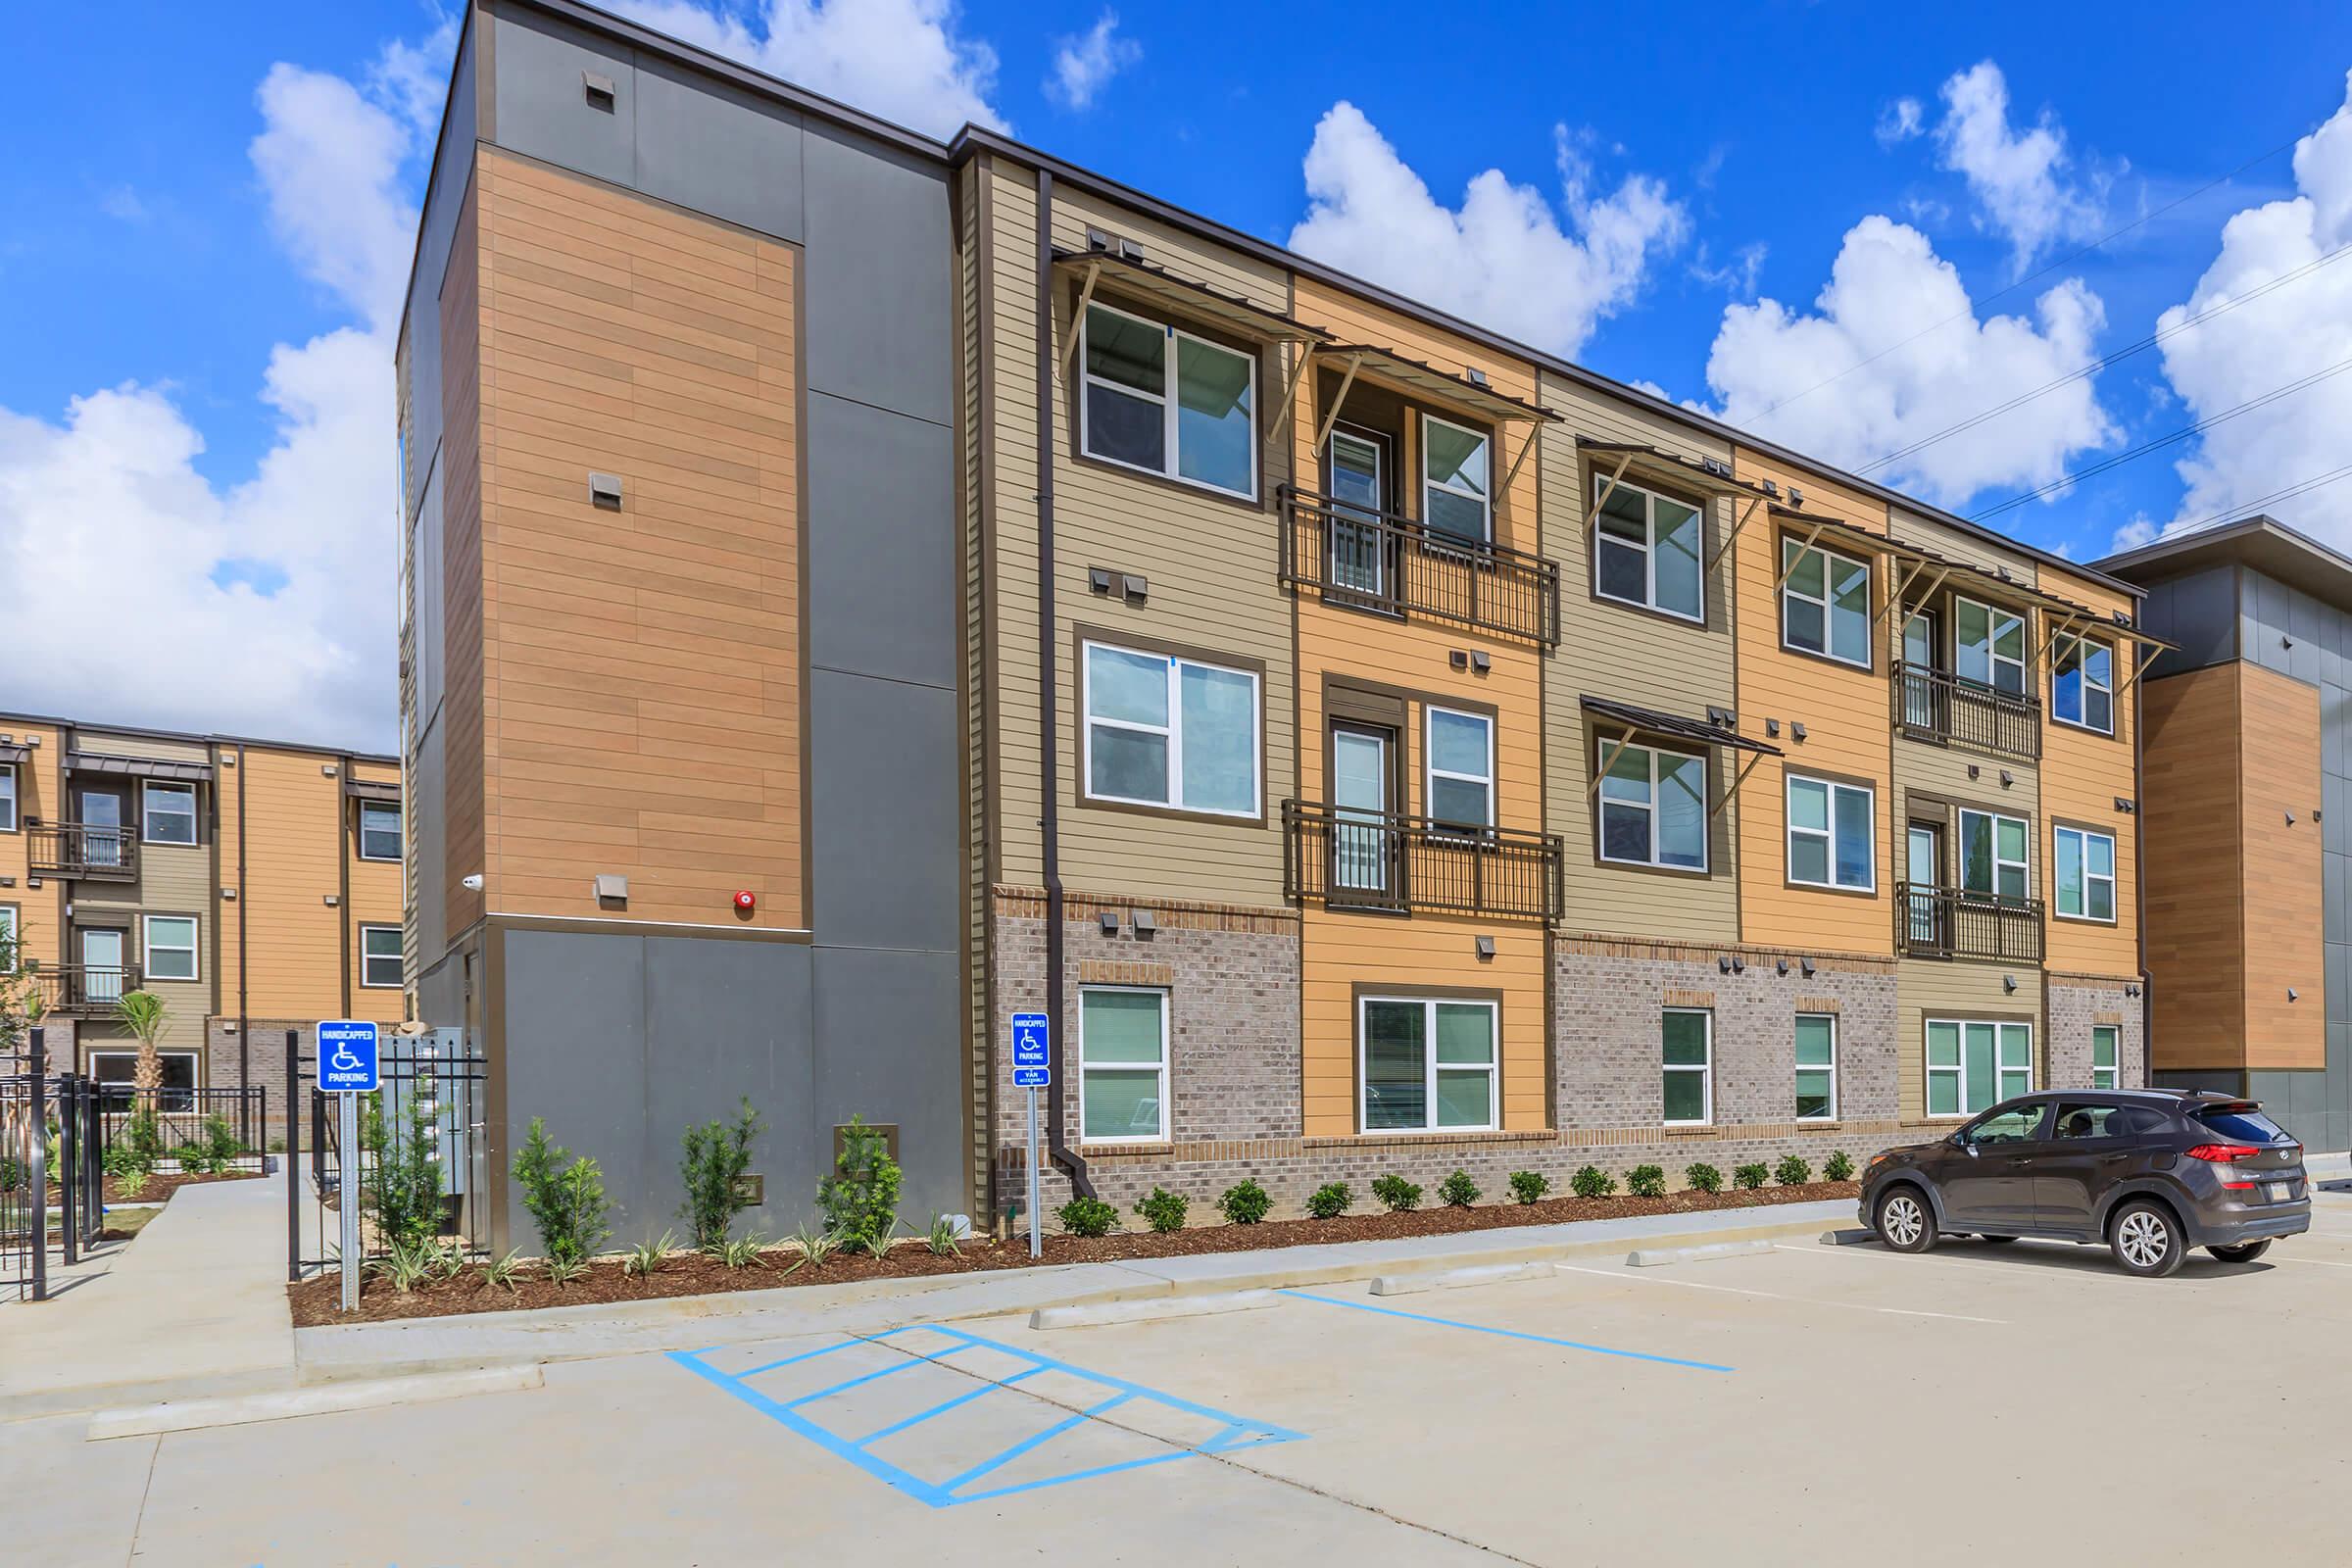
[2184,1144,2261,1162]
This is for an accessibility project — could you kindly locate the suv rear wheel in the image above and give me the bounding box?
[2110,1200,2185,1277]
[1876,1186,1936,1253]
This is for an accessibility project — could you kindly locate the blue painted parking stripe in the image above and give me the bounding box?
[938,1392,1132,1493]
[1280,1289,1734,1372]
[856,1366,1044,1446]
[785,1345,972,1408]
[669,1348,956,1506]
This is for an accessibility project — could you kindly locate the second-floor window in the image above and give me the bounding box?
[1597,742,1707,871]
[2052,634,2114,733]
[1955,598,2026,697]
[143,914,198,982]
[1422,416,1492,542]
[2054,824,2117,921]
[1593,476,1703,621]
[1788,774,1875,891]
[1080,301,1256,499]
[0,764,15,831]
[1782,539,1870,666]
[142,782,196,846]
[359,801,402,861]
[1958,808,2029,902]
[361,925,404,989]
[1082,641,1259,817]
[1426,708,1494,829]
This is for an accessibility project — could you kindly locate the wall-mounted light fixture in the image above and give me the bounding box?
[1474,935,1496,960]
[1766,718,1781,738]
[1967,764,1982,781]
[1800,957,1816,978]
[1099,909,1120,936]
[583,71,616,111]
[1089,566,1113,594]
[593,874,628,902]
[1123,573,1148,605]
[1718,956,1733,974]
[1731,956,1747,975]
[1132,908,1157,937]
[1776,958,1789,976]
[2289,988,2300,1003]
[2002,974,2018,994]
[1470,652,1491,674]
[589,472,623,509]
[1999,770,2015,788]
[1790,722,1807,742]
[1449,650,1469,670]
[2287,810,2297,825]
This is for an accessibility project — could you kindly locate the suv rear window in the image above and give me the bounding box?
[2194,1105,2289,1144]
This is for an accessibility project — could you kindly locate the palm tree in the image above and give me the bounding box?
[115,990,171,1108]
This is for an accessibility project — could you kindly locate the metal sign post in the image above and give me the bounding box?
[318,1020,381,1313]
[1010,1011,1051,1259]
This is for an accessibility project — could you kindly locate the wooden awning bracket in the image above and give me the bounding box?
[1875,562,1947,631]
[2114,642,2163,702]
[1057,259,1102,383]
[1704,494,1765,572]
[2034,612,2084,668]
[1314,352,1365,455]
[1277,342,1319,430]
[1501,424,1543,500]
[1585,453,1638,537]
[1588,727,1640,799]
[1773,521,1829,591]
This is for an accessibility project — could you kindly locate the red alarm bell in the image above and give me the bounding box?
[733,890,757,913]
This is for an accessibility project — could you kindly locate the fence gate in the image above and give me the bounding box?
[289,1028,486,1280]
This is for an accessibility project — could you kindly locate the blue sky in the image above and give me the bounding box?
[6,0,2352,745]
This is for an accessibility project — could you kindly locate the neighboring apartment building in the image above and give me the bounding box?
[400,0,2156,1242]
[2100,516,2352,1152]
[0,712,404,1108]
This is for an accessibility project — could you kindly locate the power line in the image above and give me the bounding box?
[2154,463,2352,544]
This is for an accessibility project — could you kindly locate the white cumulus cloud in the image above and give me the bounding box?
[1046,11,1139,111]
[1876,96,1925,147]
[1288,103,1687,360]
[1933,60,2108,272]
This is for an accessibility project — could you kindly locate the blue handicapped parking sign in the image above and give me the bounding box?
[318,1019,380,1093]
[1010,1011,1050,1088]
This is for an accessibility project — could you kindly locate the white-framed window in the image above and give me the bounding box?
[2091,1024,2120,1090]
[1781,538,1871,666]
[89,1050,199,1113]
[2053,824,2117,922]
[1592,474,1703,621]
[1081,641,1260,817]
[141,914,198,983]
[2052,634,2114,733]
[1795,1012,1838,1121]
[1422,414,1493,542]
[360,924,404,989]
[1079,300,1257,499]
[1079,986,1169,1143]
[1787,774,1875,892]
[0,764,16,832]
[1955,598,2027,697]
[358,800,402,861]
[1662,1007,1712,1125]
[1959,808,2030,903]
[1925,1018,2033,1117]
[1426,708,1494,829]
[1596,741,1708,871]
[1359,996,1496,1132]
[0,905,18,956]
[142,781,197,846]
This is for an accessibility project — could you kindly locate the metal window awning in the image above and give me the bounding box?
[1051,250,1330,347]
[0,742,28,765]
[1316,343,1561,426]
[343,777,402,803]
[65,752,213,783]
[1579,696,1782,757]
[1575,438,1753,498]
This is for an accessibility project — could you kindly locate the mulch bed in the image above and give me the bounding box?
[46,1169,265,1206]
[286,1180,1858,1328]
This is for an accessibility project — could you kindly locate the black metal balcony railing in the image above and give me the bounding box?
[27,965,143,1018]
[1279,486,1562,647]
[1284,800,1563,921]
[1894,662,2041,760]
[1897,883,2043,963]
[26,824,138,880]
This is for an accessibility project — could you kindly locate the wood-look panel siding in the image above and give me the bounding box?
[0,721,65,971]
[2239,663,2325,1067]
[348,795,406,1025]
[237,748,347,1019]
[2035,568,2142,980]
[1896,959,2044,1121]
[960,157,993,1206]
[442,174,488,942]
[2141,666,2245,1067]
[466,149,806,931]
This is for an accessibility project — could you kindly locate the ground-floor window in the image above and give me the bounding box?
[1078,986,1168,1143]
[88,1050,199,1112]
[2091,1024,2119,1090]
[1795,1013,1838,1120]
[1925,1019,2032,1117]
[1360,996,1496,1132]
[1662,1007,1712,1125]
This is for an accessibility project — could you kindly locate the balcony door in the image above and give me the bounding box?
[80,927,125,1003]
[78,788,123,868]
[1906,824,1943,951]
[1326,427,1389,599]
[1901,611,1938,729]
[1331,723,1395,900]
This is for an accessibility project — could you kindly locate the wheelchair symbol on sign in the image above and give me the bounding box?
[331,1043,364,1072]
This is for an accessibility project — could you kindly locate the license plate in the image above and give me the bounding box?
[2268,1183,2290,1202]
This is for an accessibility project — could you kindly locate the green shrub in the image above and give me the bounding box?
[1437,1169,1480,1207]
[102,1144,142,1182]
[925,1213,964,1256]
[1570,1164,1616,1199]
[1733,1162,1770,1191]
[786,1222,843,1269]
[1775,1154,1813,1187]
[1305,1182,1352,1219]
[512,1117,612,1265]
[122,1107,165,1176]
[1216,1179,1271,1225]
[1626,1164,1667,1199]
[1135,1186,1189,1233]
[1823,1151,1855,1183]
[679,1099,763,1251]
[368,1088,445,1250]
[622,1231,675,1277]
[1371,1173,1422,1212]
[1685,1162,1724,1195]
[1507,1170,1550,1204]
[1057,1195,1119,1238]
[817,1115,902,1250]
[201,1113,243,1175]
[174,1145,204,1176]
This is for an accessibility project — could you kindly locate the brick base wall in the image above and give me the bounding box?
[206,1019,306,1146]
[2046,977,2145,1089]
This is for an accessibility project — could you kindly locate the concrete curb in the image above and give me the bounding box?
[1625,1239,1775,1268]
[1370,1261,1551,1297]
[1819,1229,1882,1248]
[85,1364,543,1442]
[1029,1290,1277,1330]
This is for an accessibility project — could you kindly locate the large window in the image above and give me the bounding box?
[1080,301,1256,498]
[2091,1024,2120,1090]
[1082,641,1260,817]
[361,924,404,989]
[2052,634,2114,733]
[1360,997,1496,1132]
[1788,774,1875,891]
[1662,1007,1712,1125]
[1079,986,1168,1143]
[1926,1019,2033,1117]
[1597,741,1707,871]
[2053,824,2116,922]
[1955,598,2026,697]
[358,800,402,861]
[1959,809,2030,902]
[142,781,197,846]
[0,764,15,832]
[1795,1013,1838,1120]
[142,915,198,982]
[1781,539,1870,666]
[1593,476,1703,621]
[1422,416,1493,542]
[1426,708,1494,829]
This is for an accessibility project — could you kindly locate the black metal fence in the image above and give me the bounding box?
[1894,662,2041,760]
[1279,486,1563,647]
[1898,883,2045,963]
[1284,799,1565,921]
[291,1030,487,1278]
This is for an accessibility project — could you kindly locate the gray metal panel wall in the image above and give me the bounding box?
[2136,564,2237,680]
[401,24,477,526]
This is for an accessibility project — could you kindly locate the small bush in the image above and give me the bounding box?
[175,1146,204,1175]
[1570,1164,1616,1199]
[1823,1151,1856,1183]
[512,1117,612,1266]
[1216,1179,1271,1225]
[1507,1170,1550,1204]
[622,1231,675,1278]
[1135,1186,1189,1234]
[1305,1181,1352,1219]
[1437,1169,1480,1208]
[1057,1195,1119,1238]
[201,1113,243,1175]
[926,1213,965,1256]
[1626,1164,1667,1199]
[714,1234,769,1269]
[1371,1173,1422,1212]
[1775,1154,1813,1187]
[122,1108,165,1176]
[1685,1162,1724,1195]
[478,1249,527,1293]
[1734,1162,1770,1191]
[818,1114,902,1250]
[679,1099,763,1251]
[785,1222,843,1269]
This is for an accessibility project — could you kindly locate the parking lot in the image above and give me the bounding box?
[16,1187,2352,1566]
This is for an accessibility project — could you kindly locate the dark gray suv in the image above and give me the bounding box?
[1860,1089,2310,1276]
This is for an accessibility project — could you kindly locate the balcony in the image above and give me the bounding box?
[26,823,138,881]
[1278,486,1562,647]
[1896,884,2042,963]
[1893,663,2040,760]
[1284,800,1563,922]
[28,965,143,1018]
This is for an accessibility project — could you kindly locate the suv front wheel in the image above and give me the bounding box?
[1876,1186,1937,1253]
[2110,1200,2186,1277]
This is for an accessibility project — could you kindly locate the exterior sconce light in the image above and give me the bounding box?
[1474,935,1496,960]
[1100,909,1120,935]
